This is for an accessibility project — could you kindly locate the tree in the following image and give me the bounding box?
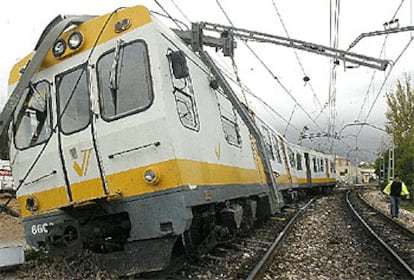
[385,75,414,190]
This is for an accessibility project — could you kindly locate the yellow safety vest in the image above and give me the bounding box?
[383,181,410,196]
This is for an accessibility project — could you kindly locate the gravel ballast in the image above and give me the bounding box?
[1,189,413,279]
[264,191,409,280]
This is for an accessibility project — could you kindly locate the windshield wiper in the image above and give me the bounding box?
[109,39,123,115]
[28,82,47,119]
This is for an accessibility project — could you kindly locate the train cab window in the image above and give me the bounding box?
[262,127,275,160]
[13,80,52,149]
[296,153,303,170]
[271,135,282,163]
[56,65,90,134]
[97,40,153,120]
[215,89,241,147]
[167,49,199,131]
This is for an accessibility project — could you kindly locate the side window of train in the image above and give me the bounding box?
[167,49,200,131]
[262,127,275,160]
[320,158,324,172]
[271,134,282,163]
[13,80,52,149]
[296,153,303,170]
[313,157,317,172]
[97,40,153,121]
[56,65,90,134]
[215,89,241,147]
[288,148,295,169]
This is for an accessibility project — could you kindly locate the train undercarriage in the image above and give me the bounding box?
[35,189,272,276]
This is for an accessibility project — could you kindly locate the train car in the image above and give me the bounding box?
[2,5,335,275]
[257,118,336,194]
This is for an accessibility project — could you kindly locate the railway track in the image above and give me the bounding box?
[4,190,413,279]
[245,198,315,280]
[346,189,414,278]
[166,198,315,280]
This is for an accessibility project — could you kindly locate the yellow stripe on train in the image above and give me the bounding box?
[277,174,335,185]
[18,158,267,218]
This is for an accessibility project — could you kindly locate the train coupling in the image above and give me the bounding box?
[46,221,82,256]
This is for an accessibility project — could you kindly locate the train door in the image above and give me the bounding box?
[325,158,330,178]
[90,40,155,195]
[12,80,70,205]
[56,64,108,203]
[304,153,312,187]
[278,137,292,183]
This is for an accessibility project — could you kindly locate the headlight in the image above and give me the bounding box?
[52,38,66,57]
[68,31,83,50]
[115,18,132,33]
[144,168,160,185]
[25,196,38,211]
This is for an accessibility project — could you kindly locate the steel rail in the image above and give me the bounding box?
[346,190,414,278]
[246,197,316,280]
[357,191,414,236]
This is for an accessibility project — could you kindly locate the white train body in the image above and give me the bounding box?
[5,6,335,274]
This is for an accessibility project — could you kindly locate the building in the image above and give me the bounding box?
[335,156,354,185]
[335,156,377,185]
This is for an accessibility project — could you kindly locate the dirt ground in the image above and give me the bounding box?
[0,196,24,245]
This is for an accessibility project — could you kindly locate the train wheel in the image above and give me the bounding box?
[182,208,219,260]
[181,214,205,260]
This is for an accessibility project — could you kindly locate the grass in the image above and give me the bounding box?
[24,248,43,261]
[401,200,414,212]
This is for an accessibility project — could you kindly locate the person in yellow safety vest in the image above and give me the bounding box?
[383,175,410,219]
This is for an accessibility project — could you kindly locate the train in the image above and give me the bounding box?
[0,160,14,194]
[1,5,336,275]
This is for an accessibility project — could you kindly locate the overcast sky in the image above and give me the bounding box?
[1,0,413,162]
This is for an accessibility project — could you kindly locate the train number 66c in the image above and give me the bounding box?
[31,222,53,235]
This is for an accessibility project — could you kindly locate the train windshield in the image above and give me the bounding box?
[13,80,52,149]
[56,65,90,134]
[97,40,153,120]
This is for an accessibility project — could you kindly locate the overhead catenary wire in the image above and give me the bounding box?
[326,0,341,154]
[270,0,326,116]
[150,10,189,30]
[152,2,300,132]
[215,0,324,133]
[329,0,409,160]
[283,104,297,137]
[328,0,340,138]
[212,56,301,133]
[169,0,192,25]
[354,0,411,140]
[355,0,406,123]
[213,0,283,106]
[230,54,249,106]
[361,37,414,126]
[411,0,413,37]
[153,0,185,31]
[240,38,325,133]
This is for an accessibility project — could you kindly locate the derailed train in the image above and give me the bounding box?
[3,5,336,275]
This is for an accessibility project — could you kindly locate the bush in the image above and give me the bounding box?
[24,248,43,261]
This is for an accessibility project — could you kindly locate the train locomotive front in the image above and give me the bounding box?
[8,6,281,274]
